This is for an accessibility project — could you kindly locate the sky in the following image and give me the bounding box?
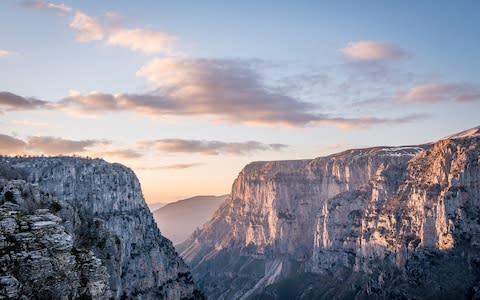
[1,0,479,203]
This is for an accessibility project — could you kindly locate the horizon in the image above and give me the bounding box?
[2,124,477,204]
[1,0,479,203]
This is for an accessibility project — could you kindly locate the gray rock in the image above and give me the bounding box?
[0,157,203,299]
[181,128,480,299]
[0,182,110,299]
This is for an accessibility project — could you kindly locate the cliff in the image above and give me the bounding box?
[180,127,480,299]
[0,157,202,299]
[0,179,110,299]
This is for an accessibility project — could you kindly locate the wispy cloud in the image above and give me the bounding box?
[100,149,143,159]
[0,132,146,159]
[17,4,426,129]
[137,163,204,170]
[0,133,108,155]
[0,50,11,57]
[341,41,406,61]
[21,0,72,15]
[57,92,178,115]
[106,29,175,54]
[138,138,288,156]
[0,91,49,112]
[22,0,175,54]
[315,114,427,130]
[401,83,480,103]
[2,64,424,130]
[69,11,104,41]
[27,136,108,155]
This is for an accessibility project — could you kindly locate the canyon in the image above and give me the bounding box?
[1,126,479,299]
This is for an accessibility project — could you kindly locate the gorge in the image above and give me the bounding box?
[1,126,479,299]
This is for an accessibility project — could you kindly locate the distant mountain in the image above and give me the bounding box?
[153,195,228,245]
[147,202,168,211]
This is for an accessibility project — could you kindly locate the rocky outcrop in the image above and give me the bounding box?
[0,157,202,299]
[181,127,480,299]
[0,179,110,299]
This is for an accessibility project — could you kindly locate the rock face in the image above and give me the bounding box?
[154,195,228,245]
[0,157,202,299]
[0,179,110,299]
[181,127,480,299]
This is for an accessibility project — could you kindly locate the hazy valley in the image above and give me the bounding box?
[153,195,228,245]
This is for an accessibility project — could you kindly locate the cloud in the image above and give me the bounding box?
[27,136,108,155]
[0,134,27,153]
[101,149,143,159]
[2,56,425,129]
[21,0,72,15]
[0,134,145,159]
[137,163,204,170]
[0,133,108,155]
[138,138,288,155]
[22,1,175,54]
[135,58,423,128]
[316,114,427,130]
[401,83,480,103]
[57,92,178,115]
[69,12,104,41]
[341,41,406,61]
[0,91,49,112]
[106,29,175,54]
[136,58,325,126]
[0,50,10,57]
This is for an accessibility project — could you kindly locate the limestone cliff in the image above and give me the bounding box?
[0,157,202,299]
[181,127,480,299]
[0,179,110,299]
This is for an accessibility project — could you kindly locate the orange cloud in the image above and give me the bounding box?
[341,41,405,61]
[100,149,143,159]
[0,134,27,153]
